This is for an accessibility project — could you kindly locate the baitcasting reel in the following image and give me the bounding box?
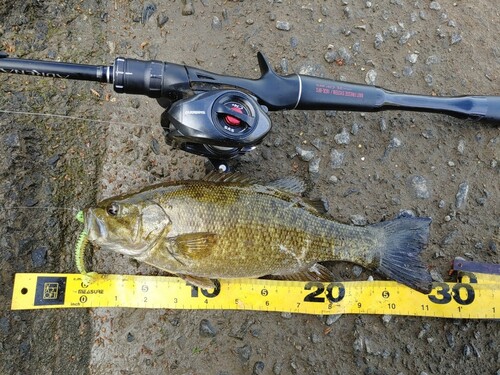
[161,89,271,162]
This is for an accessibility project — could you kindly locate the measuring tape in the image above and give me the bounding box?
[11,267,499,319]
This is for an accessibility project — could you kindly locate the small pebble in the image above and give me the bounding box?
[429,1,441,10]
[150,139,160,155]
[157,13,169,28]
[182,0,195,15]
[326,314,342,325]
[463,344,472,358]
[409,175,430,199]
[321,5,329,16]
[399,31,412,45]
[337,47,353,64]
[324,50,338,64]
[280,58,289,74]
[350,214,367,226]
[352,41,361,54]
[330,149,345,169]
[4,133,20,147]
[455,182,469,209]
[441,230,458,246]
[236,344,252,362]
[352,265,363,277]
[353,338,363,352]
[407,53,418,64]
[424,74,433,86]
[402,66,413,77]
[328,175,339,184]
[430,269,444,282]
[311,138,323,150]
[445,331,455,348]
[334,128,350,145]
[374,33,384,49]
[296,146,315,162]
[253,361,265,375]
[47,153,61,167]
[199,319,217,337]
[273,361,283,375]
[308,157,321,175]
[382,315,392,326]
[281,312,292,319]
[426,55,440,65]
[380,118,388,131]
[31,246,48,267]
[142,3,157,24]
[310,333,321,344]
[276,21,291,31]
[389,24,399,38]
[451,33,462,45]
[389,137,402,149]
[212,16,222,30]
[365,69,377,85]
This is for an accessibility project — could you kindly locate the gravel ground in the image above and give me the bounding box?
[0,1,498,374]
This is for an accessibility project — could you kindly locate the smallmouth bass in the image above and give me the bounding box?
[83,173,433,293]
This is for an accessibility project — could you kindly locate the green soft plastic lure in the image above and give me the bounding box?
[75,210,97,281]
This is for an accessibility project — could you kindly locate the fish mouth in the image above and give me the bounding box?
[84,209,108,242]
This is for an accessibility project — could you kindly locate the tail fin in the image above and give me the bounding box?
[373,216,433,293]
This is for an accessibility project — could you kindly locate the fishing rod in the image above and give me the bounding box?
[1,51,499,169]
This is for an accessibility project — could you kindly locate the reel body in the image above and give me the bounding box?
[162,90,272,161]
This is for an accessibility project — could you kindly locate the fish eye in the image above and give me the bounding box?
[106,203,119,216]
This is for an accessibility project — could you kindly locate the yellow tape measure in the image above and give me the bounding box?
[11,271,499,319]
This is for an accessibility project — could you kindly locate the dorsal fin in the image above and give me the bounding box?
[267,177,306,195]
[202,171,256,184]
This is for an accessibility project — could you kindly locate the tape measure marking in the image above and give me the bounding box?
[11,273,499,319]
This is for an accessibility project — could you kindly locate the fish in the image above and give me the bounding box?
[83,173,433,293]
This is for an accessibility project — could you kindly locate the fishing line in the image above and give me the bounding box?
[0,108,155,130]
[4,206,76,210]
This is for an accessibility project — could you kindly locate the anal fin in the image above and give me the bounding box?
[270,263,335,282]
[178,274,218,290]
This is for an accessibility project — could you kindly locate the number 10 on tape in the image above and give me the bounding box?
[11,273,499,319]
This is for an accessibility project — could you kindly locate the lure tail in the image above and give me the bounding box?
[75,211,97,281]
[373,216,433,294]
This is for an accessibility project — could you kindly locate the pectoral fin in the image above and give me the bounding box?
[178,274,217,290]
[168,232,217,260]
